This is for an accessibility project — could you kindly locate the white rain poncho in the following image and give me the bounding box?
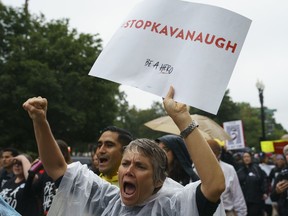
[48,162,225,216]
[0,195,21,216]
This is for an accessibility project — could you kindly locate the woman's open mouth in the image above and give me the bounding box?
[123,181,136,197]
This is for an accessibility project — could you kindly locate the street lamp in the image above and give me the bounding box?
[256,80,266,141]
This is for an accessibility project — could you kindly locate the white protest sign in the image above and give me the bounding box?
[89,0,251,114]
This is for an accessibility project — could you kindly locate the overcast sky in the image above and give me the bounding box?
[2,0,288,133]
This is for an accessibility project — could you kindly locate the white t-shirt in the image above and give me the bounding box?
[220,160,247,216]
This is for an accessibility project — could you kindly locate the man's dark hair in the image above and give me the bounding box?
[56,139,72,164]
[2,147,19,157]
[100,126,133,148]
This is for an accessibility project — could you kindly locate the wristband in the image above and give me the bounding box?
[180,120,199,138]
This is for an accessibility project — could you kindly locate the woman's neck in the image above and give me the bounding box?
[15,175,25,183]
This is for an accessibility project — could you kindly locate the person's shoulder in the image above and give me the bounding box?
[156,178,199,201]
[236,165,245,172]
[158,178,184,197]
[253,163,265,171]
[220,160,237,173]
[220,160,234,168]
[162,178,183,190]
[0,168,4,174]
[1,177,20,189]
[0,169,8,177]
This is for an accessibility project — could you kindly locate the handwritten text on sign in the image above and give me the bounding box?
[145,58,174,74]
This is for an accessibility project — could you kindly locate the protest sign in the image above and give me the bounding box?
[89,0,251,114]
[223,120,246,150]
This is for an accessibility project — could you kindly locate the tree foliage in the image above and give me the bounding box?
[0,3,121,152]
[124,91,287,151]
[237,102,262,148]
[115,101,167,139]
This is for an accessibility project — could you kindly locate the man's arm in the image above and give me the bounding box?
[163,86,225,203]
[23,97,67,181]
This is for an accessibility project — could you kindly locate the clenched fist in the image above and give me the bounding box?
[23,96,48,123]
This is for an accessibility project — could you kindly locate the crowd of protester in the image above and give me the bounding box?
[18,88,226,215]
[0,140,72,216]
[220,145,288,216]
[1,137,288,216]
[1,144,288,215]
[1,134,288,216]
[0,91,287,215]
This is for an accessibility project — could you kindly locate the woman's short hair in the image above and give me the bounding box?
[124,138,168,184]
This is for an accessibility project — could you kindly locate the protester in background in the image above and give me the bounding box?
[269,154,286,216]
[270,145,288,216]
[90,151,100,175]
[156,134,199,185]
[259,152,275,216]
[96,126,133,186]
[237,151,268,216]
[220,146,240,171]
[207,139,247,216]
[0,148,19,188]
[57,139,72,164]
[33,139,72,215]
[22,86,225,216]
[0,154,41,216]
[232,152,244,171]
[269,154,286,184]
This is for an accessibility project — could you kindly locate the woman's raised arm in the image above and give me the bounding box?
[163,86,225,202]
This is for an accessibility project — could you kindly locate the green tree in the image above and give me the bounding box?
[238,103,287,151]
[118,90,287,152]
[237,102,261,149]
[115,101,167,139]
[0,3,122,152]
